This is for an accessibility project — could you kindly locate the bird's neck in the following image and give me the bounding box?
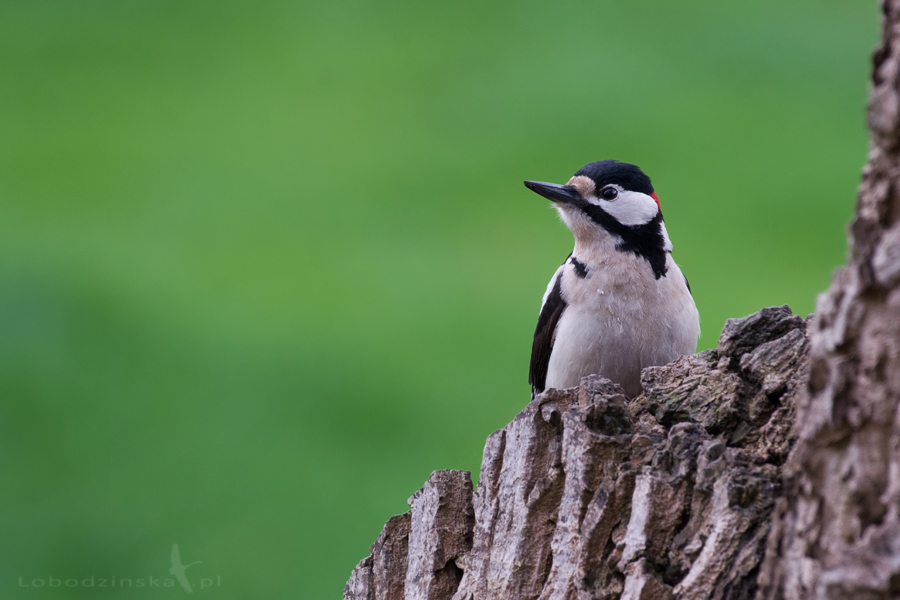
[572,231,628,266]
[572,225,671,280]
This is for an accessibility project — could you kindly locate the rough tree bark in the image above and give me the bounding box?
[345,4,900,599]
[755,1,900,598]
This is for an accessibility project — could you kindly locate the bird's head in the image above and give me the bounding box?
[524,160,672,257]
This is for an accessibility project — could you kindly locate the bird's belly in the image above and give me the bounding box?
[545,306,644,397]
[544,279,698,397]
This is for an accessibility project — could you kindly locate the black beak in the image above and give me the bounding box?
[523,181,582,205]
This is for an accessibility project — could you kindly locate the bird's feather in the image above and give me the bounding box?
[529,266,567,397]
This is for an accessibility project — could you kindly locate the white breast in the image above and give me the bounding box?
[544,247,699,398]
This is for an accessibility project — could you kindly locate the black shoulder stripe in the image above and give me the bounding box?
[529,271,566,398]
[683,272,692,295]
[570,256,588,278]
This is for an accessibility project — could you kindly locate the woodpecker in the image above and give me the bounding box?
[524,160,700,399]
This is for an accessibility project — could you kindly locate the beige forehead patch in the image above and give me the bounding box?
[567,175,595,197]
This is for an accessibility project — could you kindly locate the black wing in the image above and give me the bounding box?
[529,268,567,398]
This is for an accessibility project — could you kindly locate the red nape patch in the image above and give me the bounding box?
[650,191,661,210]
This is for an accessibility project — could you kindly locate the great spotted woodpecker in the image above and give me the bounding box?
[525,160,700,398]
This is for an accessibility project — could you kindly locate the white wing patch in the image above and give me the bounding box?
[540,263,565,313]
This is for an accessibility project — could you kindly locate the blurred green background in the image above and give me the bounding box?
[0,0,876,597]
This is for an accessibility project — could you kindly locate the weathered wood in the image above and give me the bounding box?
[345,307,810,600]
[406,470,474,600]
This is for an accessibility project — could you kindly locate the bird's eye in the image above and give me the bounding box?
[600,187,618,201]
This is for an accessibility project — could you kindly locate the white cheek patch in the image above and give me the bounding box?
[594,190,659,226]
